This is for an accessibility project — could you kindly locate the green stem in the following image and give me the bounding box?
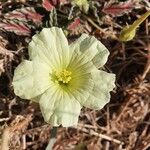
[128,10,150,32]
[46,127,57,150]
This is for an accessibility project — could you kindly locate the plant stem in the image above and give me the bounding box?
[46,127,57,150]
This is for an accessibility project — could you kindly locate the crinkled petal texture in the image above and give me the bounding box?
[82,70,115,109]
[68,34,115,110]
[69,34,109,68]
[28,27,71,70]
[13,27,116,127]
[39,86,82,127]
[12,58,51,100]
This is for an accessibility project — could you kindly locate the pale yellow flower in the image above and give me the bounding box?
[13,27,115,127]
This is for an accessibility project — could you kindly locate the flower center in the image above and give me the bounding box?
[55,69,72,84]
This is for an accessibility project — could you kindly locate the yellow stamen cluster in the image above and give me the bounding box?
[55,69,72,84]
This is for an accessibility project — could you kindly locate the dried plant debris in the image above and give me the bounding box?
[67,17,80,31]
[111,82,150,134]
[67,17,85,35]
[0,36,14,76]
[0,20,31,36]
[0,0,150,150]
[0,7,42,36]
[42,0,68,11]
[102,0,139,17]
[4,7,43,23]
[42,0,55,11]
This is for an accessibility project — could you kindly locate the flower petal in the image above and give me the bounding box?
[92,44,109,68]
[67,51,97,78]
[66,52,96,106]
[69,34,109,68]
[39,87,81,127]
[67,73,94,110]
[29,27,70,69]
[80,70,116,109]
[12,58,51,100]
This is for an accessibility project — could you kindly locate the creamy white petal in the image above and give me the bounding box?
[82,89,111,110]
[29,39,56,69]
[29,27,71,70]
[67,51,97,78]
[66,52,96,106]
[69,34,98,60]
[12,59,51,100]
[39,86,81,127]
[92,44,109,68]
[66,73,94,110]
[69,34,109,68]
[80,70,116,109]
